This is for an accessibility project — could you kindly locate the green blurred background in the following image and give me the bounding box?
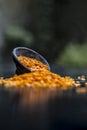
[0,0,87,77]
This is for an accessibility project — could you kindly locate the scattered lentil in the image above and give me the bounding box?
[85,82,87,87]
[74,81,80,87]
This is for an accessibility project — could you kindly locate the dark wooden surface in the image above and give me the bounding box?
[0,86,87,130]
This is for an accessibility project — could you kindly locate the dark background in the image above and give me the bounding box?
[0,0,87,77]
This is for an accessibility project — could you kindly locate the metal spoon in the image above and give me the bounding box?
[12,47,50,74]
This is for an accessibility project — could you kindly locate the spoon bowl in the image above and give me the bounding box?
[12,47,50,74]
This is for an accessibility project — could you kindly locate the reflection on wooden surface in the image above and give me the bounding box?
[9,87,63,130]
[13,87,63,109]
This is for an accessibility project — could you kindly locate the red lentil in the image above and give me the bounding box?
[18,56,48,71]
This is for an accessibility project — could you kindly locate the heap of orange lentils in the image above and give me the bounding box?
[0,56,75,88]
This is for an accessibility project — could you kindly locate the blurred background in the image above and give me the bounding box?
[0,0,87,77]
